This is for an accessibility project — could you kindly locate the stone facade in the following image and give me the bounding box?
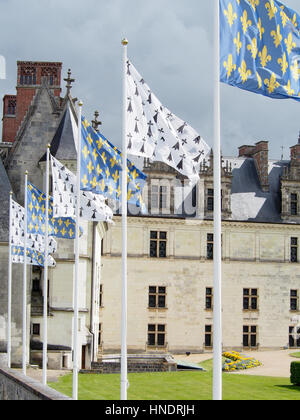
[100,216,300,353]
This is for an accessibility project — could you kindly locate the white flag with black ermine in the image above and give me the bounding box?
[126,59,210,182]
[50,155,114,223]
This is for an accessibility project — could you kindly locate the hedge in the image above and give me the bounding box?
[290,361,300,385]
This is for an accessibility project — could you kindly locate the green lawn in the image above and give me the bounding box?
[290,352,300,359]
[49,359,300,400]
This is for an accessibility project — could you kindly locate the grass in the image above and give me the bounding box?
[290,352,300,359]
[49,359,300,401]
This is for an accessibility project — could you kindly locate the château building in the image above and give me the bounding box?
[0,60,300,375]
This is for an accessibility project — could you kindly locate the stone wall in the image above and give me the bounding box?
[0,365,71,400]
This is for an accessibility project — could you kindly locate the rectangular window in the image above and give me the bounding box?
[148,286,166,308]
[243,289,258,311]
[207,234,214,260]
[151,185,159,209]
[207,189,214,211]
[150,231,167,258]
[32,324,40,336]
[98,323,102,346]
[205,325,213,348]
[99,284,103,307]
[160,186,167,210]
[291,238,298,263]
[289,326,300,348]
[148,324,166,347]
[243,325,257,348]
[205,288,213,310]
[291,193,298,216]
[291,290,298,311]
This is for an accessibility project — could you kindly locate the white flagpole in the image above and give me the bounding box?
[42,145,50,386]
[22,171,28,376]
[213,0,222,401]
[73,101,83,401]
[7,191,13,369]
[121,38,128,401]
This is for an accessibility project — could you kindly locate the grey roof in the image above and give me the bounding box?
[40,105,77,162]
[229,157,286,223]
[0,159,14,242]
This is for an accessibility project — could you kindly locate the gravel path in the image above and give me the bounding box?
[173,350,298,378]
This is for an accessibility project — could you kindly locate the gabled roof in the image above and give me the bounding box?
[39,104,78,162]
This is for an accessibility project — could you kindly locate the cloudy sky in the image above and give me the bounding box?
[0,0,300,160]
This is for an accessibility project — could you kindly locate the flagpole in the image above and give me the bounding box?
[73,100,83,401]
[42,145,50,386]
[23,171,28,376]
[213,0,222,401]
[7,191,13,369]
[121,37,128,401]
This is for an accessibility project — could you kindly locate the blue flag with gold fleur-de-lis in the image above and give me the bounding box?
[220,0,300,100]
[80,117,147,213]
[27,182,81,240]
[11,245,56,267]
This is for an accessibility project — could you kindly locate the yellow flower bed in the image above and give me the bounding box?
[222,351,262,372]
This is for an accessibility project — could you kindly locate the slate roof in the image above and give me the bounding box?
[228,156,287,223]
[0,159,15,242]
[40,105,77,162]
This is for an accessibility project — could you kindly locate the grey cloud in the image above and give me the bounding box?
[0,0,299,161]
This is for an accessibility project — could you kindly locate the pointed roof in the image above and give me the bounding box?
[40,104,78,162]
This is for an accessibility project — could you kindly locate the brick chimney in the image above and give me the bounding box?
[2,61,62,143]
[239,141,269,192]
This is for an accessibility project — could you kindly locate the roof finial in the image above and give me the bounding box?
[64,69,75,95]
[92,111,102,132]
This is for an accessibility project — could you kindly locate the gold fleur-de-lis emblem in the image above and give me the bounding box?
[278,53,288,76]
[257,18,265,41]
[258,45,272,68]
[223,54,236,79]
[224,2,237,27]
[234,32,242,55]
[290,13,298,29]
[238,60,251,83]
[256,72,262,89]
[90,176,98,189]
[247,38,258,59]
[265,0,277,20]
[280,9,289,28]
[264,73,280,94]
[81,174,89,188]
[284,80,295,96]
[82,145,90,160]
[285,32,296,55]
[271,25,282,48]
[248,0,259,12]
[241,10,252,34]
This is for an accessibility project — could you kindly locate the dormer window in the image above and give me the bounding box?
[291,193,298,215]
[150,182,169,214]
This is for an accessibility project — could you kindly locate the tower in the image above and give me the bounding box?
[2,61,62,143]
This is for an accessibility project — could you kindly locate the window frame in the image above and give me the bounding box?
[147,324,166,347]
[243,288,259,311]
[148,286,167,309]
[150,231,167,258]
